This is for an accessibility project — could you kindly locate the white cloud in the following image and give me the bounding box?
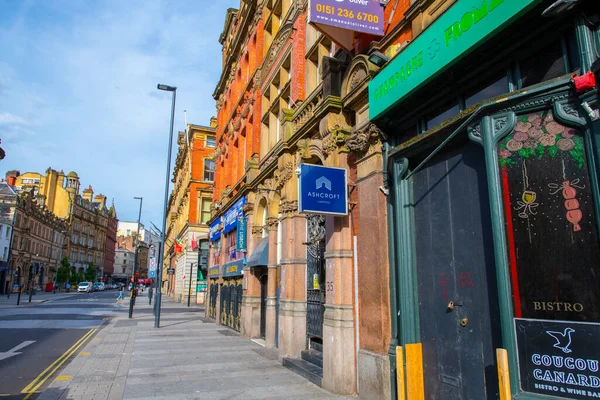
[0,112,27,125]
[0,0,239,225]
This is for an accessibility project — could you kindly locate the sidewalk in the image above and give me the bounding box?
[38,296,350,400]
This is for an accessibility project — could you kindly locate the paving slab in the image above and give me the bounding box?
[38,296,351,400]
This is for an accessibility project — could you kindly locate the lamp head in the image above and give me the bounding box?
[368,51,390,68]
[542,0,579,16]
[157,84,177,92]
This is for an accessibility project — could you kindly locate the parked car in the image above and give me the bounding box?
[93,282,105,291]
[77,282,92,293]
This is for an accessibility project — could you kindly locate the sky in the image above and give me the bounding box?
[0,0,240,228]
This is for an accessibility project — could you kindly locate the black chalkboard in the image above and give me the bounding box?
[498,110,600,322]
[515,318,600,399]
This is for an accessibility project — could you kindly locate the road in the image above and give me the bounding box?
[0,290,127,399]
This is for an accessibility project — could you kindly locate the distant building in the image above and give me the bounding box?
[9,169,117,281]
[6,188,68,292]
[114,247,134,279]
[0,182,17,294]
[117,221,146,241]
[163,123,215,304]
[104,202,118,281]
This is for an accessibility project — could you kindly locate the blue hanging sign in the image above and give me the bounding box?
[209,217,221,242]
[236,217,247,252]
[298,164,348,215]
[223,197,246,234]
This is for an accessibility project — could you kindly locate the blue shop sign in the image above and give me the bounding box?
[208,266,220,278]
[236,217,247,252]
[223,197,246,234]
[209,217,221,242]
[222,260,244,277]
[298,164,348,215]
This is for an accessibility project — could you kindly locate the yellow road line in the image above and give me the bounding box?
[21,328,96,398]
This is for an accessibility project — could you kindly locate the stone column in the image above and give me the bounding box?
[241,202,262,339]
[322,152,357,394]
[347,122,391,400]
[206,246,214,319]
[278,200,307,358]
[265,216,279,348]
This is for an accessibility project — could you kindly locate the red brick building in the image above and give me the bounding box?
[207,0,412,397]
[163,123,216,304]
[103,202,117,281]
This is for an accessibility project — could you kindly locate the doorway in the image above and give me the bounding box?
[306,214,326,347]
[408,142,502,399]
[260,272,268,339]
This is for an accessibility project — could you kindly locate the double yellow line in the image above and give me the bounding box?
[21,328,97,399]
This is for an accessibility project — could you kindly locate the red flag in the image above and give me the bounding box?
[191,234,197,251]
[174,239,183,253]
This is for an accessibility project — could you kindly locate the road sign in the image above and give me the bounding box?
[298,164,348,215]
[149,270,156,278]
[167,268,175,275]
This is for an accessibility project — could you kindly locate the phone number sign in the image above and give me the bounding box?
[309,0,384,36]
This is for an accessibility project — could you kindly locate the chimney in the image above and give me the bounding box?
[6,170,20,186]
[82,185,94,202]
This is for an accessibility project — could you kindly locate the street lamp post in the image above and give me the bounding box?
[188,262,196,307]
[129,197,143,319]
[155,83,176,328]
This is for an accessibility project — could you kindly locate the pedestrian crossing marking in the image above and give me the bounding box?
[56,376,71,381]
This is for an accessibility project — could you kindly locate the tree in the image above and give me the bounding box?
[84,263,97,282]
[70,270,84,285]
[57,257,71,284]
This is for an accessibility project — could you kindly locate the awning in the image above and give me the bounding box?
[246,237,269,267]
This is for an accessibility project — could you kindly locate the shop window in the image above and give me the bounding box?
[426,104,460,130]
[497,110,600,322]
[213,239,221,266]
[227,233,237,262]
[519,40,566,89]
[466,75,509,109]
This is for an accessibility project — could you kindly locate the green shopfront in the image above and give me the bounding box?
[369,0,600,399]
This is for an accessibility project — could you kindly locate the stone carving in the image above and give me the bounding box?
[265,216,279,230]
[260,155,278,173]
[321,134,337,156]
[346,123,385,155]
[251,225,263,237]
[242,202,254,213]
[348,65,368,91]
[280,200,298,216]
[262,26,293,83]
[274,161,294,189]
